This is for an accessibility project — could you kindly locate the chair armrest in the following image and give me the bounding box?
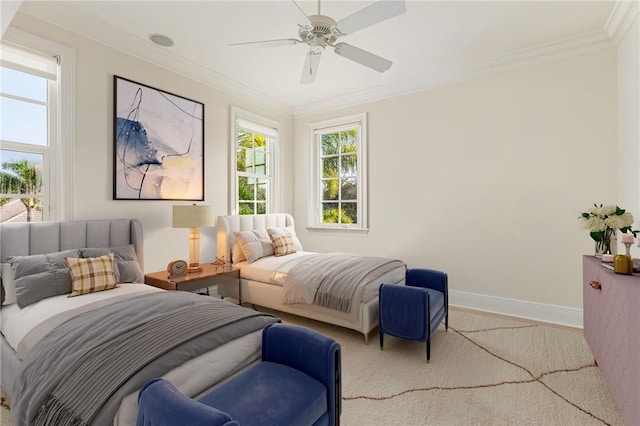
[261,323,342,425]
[406,268,448,296]
[136,379,238,426]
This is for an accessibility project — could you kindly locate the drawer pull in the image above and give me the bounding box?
[589,280,601,290]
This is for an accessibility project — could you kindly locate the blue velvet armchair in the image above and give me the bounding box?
[379,268,448,361]
[136,323,341,426]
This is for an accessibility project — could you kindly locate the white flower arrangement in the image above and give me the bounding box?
[578,204,637,255]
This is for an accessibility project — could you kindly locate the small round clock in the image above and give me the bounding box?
[167,259,188,276]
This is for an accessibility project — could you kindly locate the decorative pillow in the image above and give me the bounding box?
[232,241,246,264]
[267,227,303,251]
[1,263,17,306]
[66,253,118,297]
[233,229,274,263]
[80,244,144,283]
[9,249,79,308]
[270,233,297,257]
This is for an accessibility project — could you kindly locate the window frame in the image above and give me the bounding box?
[308,113,368,231]
[1,28,74,221]
[229,107,279,215]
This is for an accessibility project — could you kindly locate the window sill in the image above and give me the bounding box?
[305,226,370,235]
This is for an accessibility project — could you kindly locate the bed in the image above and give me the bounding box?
[0,218,278,426]
[216,213,406,343]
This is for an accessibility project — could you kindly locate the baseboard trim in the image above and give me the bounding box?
[449,290,583,329]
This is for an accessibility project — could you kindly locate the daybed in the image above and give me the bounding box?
[216,214,406,343]
[0,218,278,426]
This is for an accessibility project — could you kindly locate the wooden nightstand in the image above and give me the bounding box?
[145,263,242,303]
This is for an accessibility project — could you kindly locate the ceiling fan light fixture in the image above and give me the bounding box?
[149,34,174,47]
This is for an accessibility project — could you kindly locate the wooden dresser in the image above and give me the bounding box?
[583,255,640,425]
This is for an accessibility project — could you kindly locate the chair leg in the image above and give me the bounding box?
[426,336,431,363]
[380,331,384,350]
[445,312,449,331]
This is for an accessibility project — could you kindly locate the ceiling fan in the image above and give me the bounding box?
[230,0,407,84]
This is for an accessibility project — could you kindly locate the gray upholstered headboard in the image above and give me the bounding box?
[0,219,144,270]
[216,214,295,262]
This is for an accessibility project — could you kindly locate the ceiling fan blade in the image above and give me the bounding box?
[336,0,406,35]
[276,0,311,26]
[333,42,392,72]
[301,51,322,84]
[230,38,301,48]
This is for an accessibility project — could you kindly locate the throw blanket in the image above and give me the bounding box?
[12,292,278,426]
[282,253,405,313]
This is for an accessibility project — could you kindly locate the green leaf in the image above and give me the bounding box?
[590,231,603,242]
[615,206,625,215]
[581,212,590,218]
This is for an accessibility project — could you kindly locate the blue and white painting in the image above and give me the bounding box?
[114,76,204,200]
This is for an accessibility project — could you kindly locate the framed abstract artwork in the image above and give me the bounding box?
[113,75,204,200]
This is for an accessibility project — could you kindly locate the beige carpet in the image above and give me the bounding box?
[1,308,624,426]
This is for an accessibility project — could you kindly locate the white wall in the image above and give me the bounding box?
[8,13,294,273]
[294,49,618,314]
[617,15,640,258]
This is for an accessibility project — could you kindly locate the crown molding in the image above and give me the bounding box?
[19,2,617,120]
[18,3,294,118]
[604,0,640,45]
[293,30,615,117]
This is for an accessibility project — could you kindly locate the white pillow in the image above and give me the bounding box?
[233,229,275,263]
[1,263,17,306]
[267,226,303,251]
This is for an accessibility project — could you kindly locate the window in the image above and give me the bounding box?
[309,113,368,230]
[231,108,279,215]
[0,32,73,223]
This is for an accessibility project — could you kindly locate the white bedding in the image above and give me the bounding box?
[1,284,265,426]
[1,284,163,359]
[236,251,404,304]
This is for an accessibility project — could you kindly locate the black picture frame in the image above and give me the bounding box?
[113,75,204,200]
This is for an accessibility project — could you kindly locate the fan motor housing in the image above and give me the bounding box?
[299,14,340,45]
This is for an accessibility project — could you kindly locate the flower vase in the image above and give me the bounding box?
[594,232,617,258]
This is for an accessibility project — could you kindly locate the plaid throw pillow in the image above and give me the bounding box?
[66,253,118,297]
[271,233,297,257]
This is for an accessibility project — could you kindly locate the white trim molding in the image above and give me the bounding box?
[449,290,583,329]
[605,0,640,45]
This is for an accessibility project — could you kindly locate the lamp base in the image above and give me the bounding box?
[187,264,202,273]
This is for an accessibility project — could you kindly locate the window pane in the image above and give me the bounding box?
[256,179,268,201]
[322,179,339,200]
[342,203,358,224]
[255,151,267,175]
[239,202,255,215]
[322,157,338,179]
[1,96,47,145]
[342,153,357,176]
[339,130,358,152]
[236,147,247,172]
[238,176,253,200]
[322,203,339,223]
[0,197,44,223]
[0,150,44,195]
[341,178,357,200]
[256,202,266,214]
[0,67,47,102]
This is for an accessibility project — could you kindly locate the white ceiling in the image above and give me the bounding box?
[17,1,626,116]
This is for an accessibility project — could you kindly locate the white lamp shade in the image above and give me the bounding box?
[172,205,215,228]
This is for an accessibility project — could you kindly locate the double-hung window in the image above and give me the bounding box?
[231,107,278,215]
[0,35,71,223]
[309,113,368,230]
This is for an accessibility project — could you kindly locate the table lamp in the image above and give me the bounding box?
[172,204,215,273]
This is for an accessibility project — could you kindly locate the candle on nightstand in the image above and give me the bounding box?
[621,233,634,244]
[602,254,615,262]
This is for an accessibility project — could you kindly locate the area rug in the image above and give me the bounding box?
[0,307,624,426]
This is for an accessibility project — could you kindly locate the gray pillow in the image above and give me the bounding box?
[80,245,143,283]
[9,249,79,308]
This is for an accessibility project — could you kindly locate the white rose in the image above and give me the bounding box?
[605,215,626,230]
[597,205,616,217]
[620,211,634,227]
[584,216,606,232]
